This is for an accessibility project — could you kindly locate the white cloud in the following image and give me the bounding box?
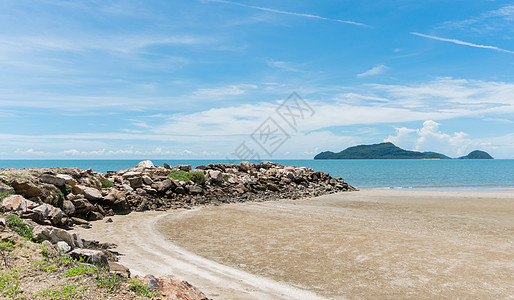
[385,120,473,157]
[411,32,514,54]
[193,84,258,97]
[357,64,387,78]
[204,0,370,27]
[267,60,302,72]
[438,4,514,34]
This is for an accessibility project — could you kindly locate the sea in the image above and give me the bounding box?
[1,159,513,190]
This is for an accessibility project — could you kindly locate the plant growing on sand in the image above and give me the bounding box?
[168,170,205,184]
[5,214,33,240]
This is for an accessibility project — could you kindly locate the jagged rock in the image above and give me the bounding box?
[32,204,64,225]
[62,200,75,216]
[86,211,104,221]
[11,179,42,198]
[70,248,108,267]
[70,217,90,226]
[122,171,141,178]
[266,183,280,192]
[163,163,171,169]
[0,182,15,194]
[108,261,131,278]
[207,170,223,183]
[177,164,191,171]
[40,174,66,186]
[33,225,83,249]
[127,176,143,189]
[56,174,77,186]
[142,175,153,185]
[151,179,174,193]
[71,197,95,214]
[72,185,103,201]
[136,160,155,169]
[112,199,131,214]
[188,185,203,195]
[1,195,37,213]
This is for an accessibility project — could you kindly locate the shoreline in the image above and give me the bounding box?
[73,189,514,299]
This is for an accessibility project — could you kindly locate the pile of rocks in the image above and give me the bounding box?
[1,160,354,228]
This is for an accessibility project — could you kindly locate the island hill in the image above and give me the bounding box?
[314,142,494,160]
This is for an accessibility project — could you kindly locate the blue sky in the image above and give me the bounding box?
[1,0,513,159]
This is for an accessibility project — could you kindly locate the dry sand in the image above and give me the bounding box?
[74,190,514,299]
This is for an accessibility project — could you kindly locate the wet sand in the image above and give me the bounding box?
[75,190,514,299]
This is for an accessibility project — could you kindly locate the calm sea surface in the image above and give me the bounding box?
[1,159,513,190]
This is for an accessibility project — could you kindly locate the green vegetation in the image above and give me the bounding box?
[101,179,114,188]
[64,264,99,277]
[168,170,205,184]
[0,241,14,252]
[96,273,123,294]
[0,269,21,297]
[5,214,33,240]
[38,284,86,300]
[129,279,159,298]
[0,192,10,201]
[314,142,449,159]
[223,174,232,181]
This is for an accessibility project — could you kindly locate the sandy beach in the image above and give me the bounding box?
[74,190,514,299]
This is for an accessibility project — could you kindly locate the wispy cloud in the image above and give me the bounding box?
[411,32,514,54]
[357,64,387,78]
[267,60,303,72]
[438,4,514,34]
[204,0,370,27]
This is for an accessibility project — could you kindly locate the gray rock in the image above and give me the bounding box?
[207,170,223,183]
[142,175,153,185]
[56,174,76,186]
[188,184,203,195]
[151,179,174,193]
[40,174,65,186]
[108,261,131,278]
[56,241,71,253]
[32,225,83,249]
[62,200,75,216]
[177,164,191,171]
[70,249,108,267]
[33,203,64,225]
[127,176,143,189]
[71,197,94,214]
[72,185,103,201]
[136,160,155,169]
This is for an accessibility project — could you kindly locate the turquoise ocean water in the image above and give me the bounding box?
[1,159,513,190]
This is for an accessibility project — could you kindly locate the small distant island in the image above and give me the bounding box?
[314,142,494,160]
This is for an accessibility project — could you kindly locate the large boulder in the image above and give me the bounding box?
[70,249,108,267]
[32,203,64,225]
[127,176,143,189]
[10,179,42,198]
[1,195,37,213]
[136,160,155,169]
[151,179,174,193]
[32,225,83,249]
[62,200,76,216]
[72,185,102,201]
[56,174,77,186]
[207,170,224,183]
[70,197,95,215]
[40,174,65,187]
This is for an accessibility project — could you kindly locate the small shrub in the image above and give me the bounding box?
[5,214,33,240]
[101,179,114,189]
[0,269,21,297]
[168,170,190,182]
[63,264,99,277]
[0,192,10,201]
[223,174,231,181]
[64,184,73,195]
[189,171,205,184]
[129,279,159,298]
[168,170,205,184]
[43,264,58,273]
[0,241,14,252]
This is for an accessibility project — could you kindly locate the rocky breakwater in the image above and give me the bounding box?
[1,160,354,227]
[0,161,353,298]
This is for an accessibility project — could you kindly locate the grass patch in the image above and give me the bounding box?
[96,273,123,294]
[0,269,21,297]
[5,214,33,240]
[63,264,99,277]
[168,170,205,184]
[38,284,85,300]
[129,279,159,298]
[101,179,114,188]
[223,174,231,181]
